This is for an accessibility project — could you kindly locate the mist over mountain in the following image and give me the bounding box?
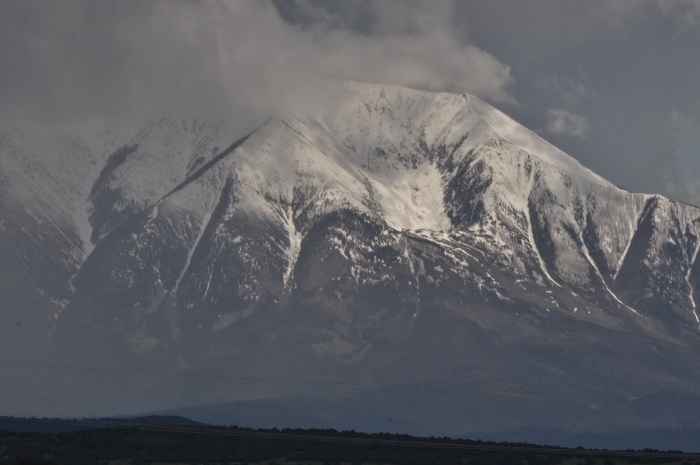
[2,82,700,444]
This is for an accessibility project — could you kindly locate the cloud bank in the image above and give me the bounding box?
[0,0,514,129]
[4,0,700,209]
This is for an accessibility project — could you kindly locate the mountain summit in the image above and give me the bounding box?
[2,82,700,435]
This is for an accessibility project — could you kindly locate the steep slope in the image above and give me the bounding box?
[88,118,247,243]
[0,129,119,358]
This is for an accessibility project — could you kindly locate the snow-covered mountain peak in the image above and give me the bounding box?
[319,82,612,189]
[231,101,454,233]
[215,81,625,238]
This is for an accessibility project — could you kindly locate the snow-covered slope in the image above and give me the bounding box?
[87,118,248,243]
[0,128,120,304]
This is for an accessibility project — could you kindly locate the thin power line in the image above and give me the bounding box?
[1,359,699,401]
[0,414,699,460]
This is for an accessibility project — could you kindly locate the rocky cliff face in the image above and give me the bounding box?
[3,82,700,434]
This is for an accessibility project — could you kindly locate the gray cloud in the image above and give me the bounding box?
[656,0,700,26]
[543,109,590,139]
[0,0,515,130]
[3,0,700,208]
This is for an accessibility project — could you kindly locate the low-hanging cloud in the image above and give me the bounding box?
[543,109,590,139]
[0,0,515,130]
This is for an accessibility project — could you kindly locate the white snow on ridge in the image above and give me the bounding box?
[0,130,112,262]
[101,119,218,210]
[335,82,612,190]
[466,95,612,188]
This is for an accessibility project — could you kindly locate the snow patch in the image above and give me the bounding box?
[613,221,637,280]
[282,205,303,288]
[372,161,451,231]
[579,228,641,316]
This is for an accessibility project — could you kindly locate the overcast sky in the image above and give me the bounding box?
[2,0,700,205]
